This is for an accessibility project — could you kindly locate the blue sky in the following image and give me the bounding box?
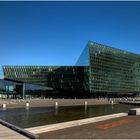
[0,1,140,67]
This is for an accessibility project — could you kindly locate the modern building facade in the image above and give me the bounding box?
[76,41,140,97]
[1,41,140,98]
[2,66,85,98]
[0,79,53,99]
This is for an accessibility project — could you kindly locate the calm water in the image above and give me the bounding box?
[0,104,138,128]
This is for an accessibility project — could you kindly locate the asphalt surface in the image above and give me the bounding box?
[39,115,140,139]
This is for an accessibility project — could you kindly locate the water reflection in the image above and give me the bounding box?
[84,105,87,114]
[111,104,114,109]
[0,104,138,128]
[26,106,29,110]
[55,106,58,115]
[3,108,6,111]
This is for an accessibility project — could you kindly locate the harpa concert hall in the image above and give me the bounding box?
[1,41,140,99]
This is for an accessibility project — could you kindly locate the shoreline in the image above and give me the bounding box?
[0,99,113,109]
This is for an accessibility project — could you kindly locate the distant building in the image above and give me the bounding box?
[1,41,140,98]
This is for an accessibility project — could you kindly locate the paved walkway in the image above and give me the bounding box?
[39,115,140,139]
[0,124,29,139]
[119,100,140,105]
[0,99,111,108]
[26,113,127,134]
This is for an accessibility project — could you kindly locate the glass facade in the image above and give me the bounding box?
[76,44,90,66]
[76,41,140,97]
[0,79,22,99]
[2,41,140,98]
[3,66,84,94]
[0,79,52,99]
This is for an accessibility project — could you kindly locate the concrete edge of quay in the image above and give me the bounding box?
[0,119,39,139]
[25,112,128,134]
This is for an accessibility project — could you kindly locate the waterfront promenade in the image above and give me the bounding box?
[119,100,140,105]
[26,112,127,134]
[38,115,140,139]
[0,98,111,108]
